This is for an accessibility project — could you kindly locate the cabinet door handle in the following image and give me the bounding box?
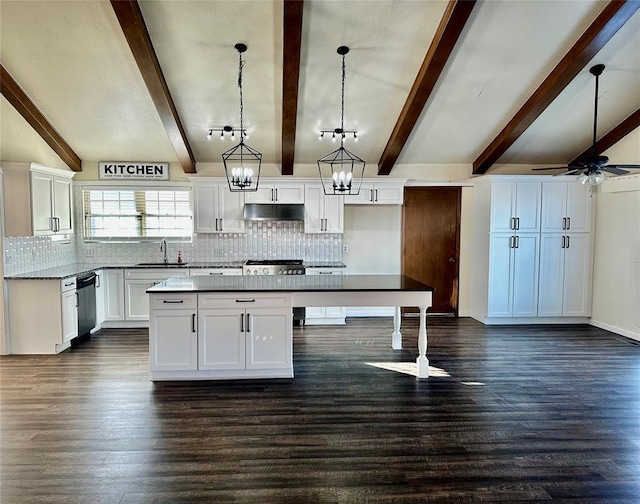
[271,188,275,201]
[192,313,196,333]
[566,235,570,249]
[370,189,374,202]
[275,188,278,201]
[162,300,184,304]
[516,217,520,230]
[95,274,100,288]
[318,271,334,274]
[209,272,223,275]
[515,235,520,249]
[509,236,514,248]
[375,189,378,202]
[240,313,244,332]
[562,217,566,230]
[561,236,566,248]
[246,313,251,333]
[75,292,79,307]
[64,281,74,287]
[235,299,256,303]
[219,219,223,231]
[567,217,571,230]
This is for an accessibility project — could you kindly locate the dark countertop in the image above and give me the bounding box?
[4,261,343,280]
[147,274,433,294]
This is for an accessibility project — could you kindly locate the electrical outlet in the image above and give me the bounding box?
[5,252,12,264]
[342,244,349,253]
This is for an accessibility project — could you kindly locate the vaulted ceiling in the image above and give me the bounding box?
[1,0,639,177]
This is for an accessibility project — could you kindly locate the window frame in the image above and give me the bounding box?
[78,181,193,243]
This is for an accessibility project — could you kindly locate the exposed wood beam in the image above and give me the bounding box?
[473,0,640,175]
[281,0,304,176]
[570,108,640,165]
[1,64,82,172]
[110,0,196,173]
[377,0,477,176]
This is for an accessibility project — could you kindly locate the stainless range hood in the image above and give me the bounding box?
[243,203,305,221]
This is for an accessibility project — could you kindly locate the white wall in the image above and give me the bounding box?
[590,129,640,340]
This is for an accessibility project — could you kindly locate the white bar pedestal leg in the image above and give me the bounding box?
[416,305,429,378]
[392,306,402,350]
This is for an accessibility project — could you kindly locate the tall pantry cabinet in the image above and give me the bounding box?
[471,176,594,324]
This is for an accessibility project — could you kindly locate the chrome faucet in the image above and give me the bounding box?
[160,239,167,264]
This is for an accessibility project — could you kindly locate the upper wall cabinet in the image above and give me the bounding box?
[191,180,244,234]
[2,162,75,237]
[244,182,304,204]
[489,180,541,233]
[541,181,593,233]
[304,185,343,234]
[343,180,405,205]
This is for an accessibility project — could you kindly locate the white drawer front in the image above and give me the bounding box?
[60,277,77,292]
[150,294,198,310]
[198,293,291,309]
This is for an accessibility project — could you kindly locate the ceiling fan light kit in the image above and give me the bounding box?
[317,45,365,196]
[533,64,640,185]
[222,43,261,192]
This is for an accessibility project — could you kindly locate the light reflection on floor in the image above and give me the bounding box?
[364,361,451,377]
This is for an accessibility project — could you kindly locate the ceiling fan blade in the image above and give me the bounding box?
[601,166,630,175]
[563,169,583,176]
[605,164,640,169]
[531,166,571,171]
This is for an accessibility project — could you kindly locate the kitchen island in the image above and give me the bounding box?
[147,275,434,380]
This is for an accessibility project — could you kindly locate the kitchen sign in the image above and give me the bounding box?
[98,162,169,181]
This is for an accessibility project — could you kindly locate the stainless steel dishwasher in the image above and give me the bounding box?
[76,272,97,338]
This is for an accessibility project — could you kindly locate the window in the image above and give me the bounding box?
[83,188,192,240]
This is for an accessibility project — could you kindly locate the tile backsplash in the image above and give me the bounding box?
[5,221,342,276]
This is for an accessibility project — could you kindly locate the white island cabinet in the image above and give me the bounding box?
[147,275,434,380]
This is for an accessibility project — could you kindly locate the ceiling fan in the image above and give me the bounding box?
[533,64,640,185]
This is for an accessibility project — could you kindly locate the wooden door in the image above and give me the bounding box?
[402,187,461,315]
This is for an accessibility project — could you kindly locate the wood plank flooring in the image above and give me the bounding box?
[1,318,640,503]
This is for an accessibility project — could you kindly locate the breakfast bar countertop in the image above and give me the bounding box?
[147,274,433,294]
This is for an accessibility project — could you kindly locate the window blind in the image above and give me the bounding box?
[82,189,192,240]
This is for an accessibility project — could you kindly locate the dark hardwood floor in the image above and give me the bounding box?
[1,318,640,503]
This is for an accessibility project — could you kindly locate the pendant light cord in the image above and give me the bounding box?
[238,50,245,142]
[340,53,346,146]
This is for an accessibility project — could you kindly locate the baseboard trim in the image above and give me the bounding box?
[589,319,640,342]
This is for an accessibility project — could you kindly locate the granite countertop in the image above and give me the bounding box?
[4,260,344,280]
[147,274,433,294]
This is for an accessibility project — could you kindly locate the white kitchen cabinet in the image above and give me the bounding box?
[198,310,246,370]
[541,181,593,233]
[188,268,243,276]
[102,269,125,322]
[489,180,541,233]
[304,185,344,233]
[487,233,539,318]
[7,277,78,354]
[197,293,292,372]
[538,233,592,317]
[244,182,304,204]
[60,279,78,345]
[149,294,198,371]
[471,176,592,324]
[94,270,105,327]
[2,162,75,237]
[344,180,405,205]
[304,269,346,325]
[124,269,188,322]
[192,180,244,233]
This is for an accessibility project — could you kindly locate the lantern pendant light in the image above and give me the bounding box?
[317,46,365,196]
[223,43,261,192]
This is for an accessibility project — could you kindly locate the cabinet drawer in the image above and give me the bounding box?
[125,269,188,280]
[60,277,77,292]
[198,293,291,309]
[150,294,198,310]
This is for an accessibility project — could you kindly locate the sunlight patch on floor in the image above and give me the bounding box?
[364,361,451,378]
[461,381,485,386]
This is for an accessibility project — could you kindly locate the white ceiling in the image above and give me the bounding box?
[1,0,638,175]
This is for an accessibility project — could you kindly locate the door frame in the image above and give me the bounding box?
[402,186,462,317]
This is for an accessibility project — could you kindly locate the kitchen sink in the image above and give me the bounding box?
[135,262,189,267]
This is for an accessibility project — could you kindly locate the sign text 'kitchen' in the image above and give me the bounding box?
[98,162,169,181]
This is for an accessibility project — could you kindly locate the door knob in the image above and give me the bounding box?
[448,257,456,263]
